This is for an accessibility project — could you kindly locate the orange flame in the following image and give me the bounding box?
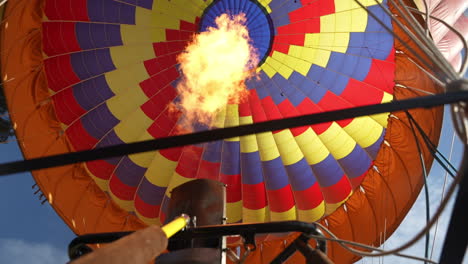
[173,13,259,129]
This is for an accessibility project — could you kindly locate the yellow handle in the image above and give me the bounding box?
[161,214,190,238]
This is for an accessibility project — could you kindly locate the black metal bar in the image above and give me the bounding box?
[294,239,333,264]
[68,231,133,260]
[1,91,468,176]
[68,231,133,248]
[294,238,315,263]
[68,221,326,261]
[172,221,323,246]
[439,149,468,264]
[270,234,306,264]
[270,233,333,264]
[68,244,93,260]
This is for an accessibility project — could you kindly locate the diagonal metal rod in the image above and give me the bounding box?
[0,91,467,177]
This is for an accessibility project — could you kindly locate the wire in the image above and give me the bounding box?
[354,0,449,83]
[376,0,457,82]
[454,101,468,144]
[406,7,468,76]
[405,111,431,264]
[405,112,458,178]
[430,132,456,259]
[389,0,457,81]
[420,0,431,37]
[403,55,447,88]
[315,147,468,259]
[397,84,436,95]
[312,223,437,264]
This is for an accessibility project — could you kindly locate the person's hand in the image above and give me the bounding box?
[71,225,168,264]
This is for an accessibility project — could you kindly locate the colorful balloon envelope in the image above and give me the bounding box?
[1,0,446,262]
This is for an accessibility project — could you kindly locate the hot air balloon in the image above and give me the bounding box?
[1,0,466,263]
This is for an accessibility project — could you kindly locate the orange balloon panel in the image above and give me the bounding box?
[1,0,443,263]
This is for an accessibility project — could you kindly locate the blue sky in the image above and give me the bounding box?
[0,142,74,263]
[0,106,466,264]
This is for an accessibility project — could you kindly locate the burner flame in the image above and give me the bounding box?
[172,13,259,129]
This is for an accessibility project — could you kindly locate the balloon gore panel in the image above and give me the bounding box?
[41,0,395,225]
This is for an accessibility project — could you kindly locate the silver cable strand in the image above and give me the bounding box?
[313,145,468,260]
[378,0,453,80]
[375,0,458,81]
[391,0,459,79]
[406,7,468,76]
[311,223,437,264]
[420,0,431,37]
[354,0,450,82]
[429,131,456,259]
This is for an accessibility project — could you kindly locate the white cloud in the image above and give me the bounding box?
[0,239,68,264]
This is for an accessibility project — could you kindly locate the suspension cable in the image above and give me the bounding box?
[405,111,431,264]
[429,132,456,260]
[405,112,458,178]
[370,0,457,81]
[315,148,468,258]
[313,223,437,263]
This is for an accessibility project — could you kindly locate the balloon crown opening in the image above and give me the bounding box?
[198,0,275,67]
